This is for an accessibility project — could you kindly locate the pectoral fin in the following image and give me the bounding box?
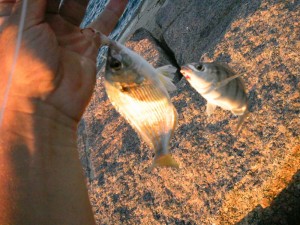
[214,73,243,90]
[156,65,177,77]
[156,65,177,92]
[206,103,216,116]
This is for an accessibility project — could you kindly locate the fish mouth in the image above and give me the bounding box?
[180,65,194,79]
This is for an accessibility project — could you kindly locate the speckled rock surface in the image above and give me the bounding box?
[78,0,300,224]
[125,28,172,67]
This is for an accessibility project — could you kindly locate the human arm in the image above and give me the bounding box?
[0,0,128,224]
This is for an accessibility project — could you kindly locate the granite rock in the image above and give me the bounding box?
[125,28,171,67]
[78,0,300,224]
[156,0,263,65]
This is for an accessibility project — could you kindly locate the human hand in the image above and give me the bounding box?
[0,0,128,123]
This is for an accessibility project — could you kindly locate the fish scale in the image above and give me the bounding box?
[105,79,177,161]
[201,63,246,113]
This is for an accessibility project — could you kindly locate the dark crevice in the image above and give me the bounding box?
[152,34,183,83]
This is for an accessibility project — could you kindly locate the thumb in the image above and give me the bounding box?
[88,0,128,35]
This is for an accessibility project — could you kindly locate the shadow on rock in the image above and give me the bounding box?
[156,0,264,64]
[238,170,300,225]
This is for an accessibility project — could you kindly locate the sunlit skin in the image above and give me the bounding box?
[0,0,128,224]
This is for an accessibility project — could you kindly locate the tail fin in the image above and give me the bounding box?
[156,65,177,92]
[148,154,179,171]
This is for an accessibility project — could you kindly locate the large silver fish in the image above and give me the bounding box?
[180,62,248,133]
[104,40,179,169]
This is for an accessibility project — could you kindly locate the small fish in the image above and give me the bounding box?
[180,62,248,133]
[104,40,179,170]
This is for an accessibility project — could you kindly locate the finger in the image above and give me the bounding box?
[88,0,128,35]
[59,0,89,26]
[13,0,46,28]
[46,0,61,13]
[0,2,14,16]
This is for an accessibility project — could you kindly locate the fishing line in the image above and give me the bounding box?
[0,0,28,129]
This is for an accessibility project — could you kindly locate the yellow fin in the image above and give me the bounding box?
[156,65,177,78]
[156,65,177,92]
[148,154,179,171]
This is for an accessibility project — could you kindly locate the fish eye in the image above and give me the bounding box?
[196,64,205,71]
[110,59,122,70]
